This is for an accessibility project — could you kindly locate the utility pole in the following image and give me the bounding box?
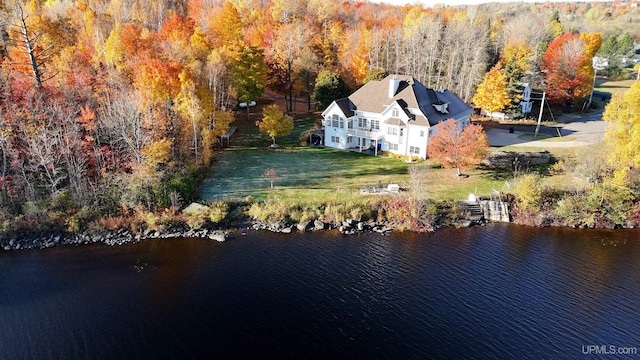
[534,91,546,139]
[587,68,597,109]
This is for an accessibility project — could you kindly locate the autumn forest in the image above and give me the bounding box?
[0,0,638,230]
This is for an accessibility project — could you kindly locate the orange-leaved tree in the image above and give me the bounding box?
[427,120,489,176]
[541,32,601,106]
[134,57,182,104]
[256,104,294,146]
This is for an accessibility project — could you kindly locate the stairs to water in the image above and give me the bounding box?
[459,200,484,222]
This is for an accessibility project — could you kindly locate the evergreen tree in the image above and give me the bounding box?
[313,70,351,110]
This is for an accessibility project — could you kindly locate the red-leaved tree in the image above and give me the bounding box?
[541,32,601,106]
[427,120,489,176]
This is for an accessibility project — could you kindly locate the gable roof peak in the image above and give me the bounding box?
[346,74,471,126]
[384,74,417,85]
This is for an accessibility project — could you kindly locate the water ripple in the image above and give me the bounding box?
[1,225,640,359]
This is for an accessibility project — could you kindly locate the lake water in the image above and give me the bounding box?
[1,224,639,359]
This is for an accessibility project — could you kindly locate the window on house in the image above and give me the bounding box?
[420,130,425,137]
[339,118,345,129]
[347,136,352,143]
[331,115,339,128]
[392,108,399,117]
[331,136,340,143]
[410,146,420,154]
[388,127,398,135]
[389,143,398,151]
[358,117,367,129]
[371,120,380,130]
[348,119,354,129]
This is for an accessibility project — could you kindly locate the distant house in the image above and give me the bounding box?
[321,74,473,159]
[480,83,533,120]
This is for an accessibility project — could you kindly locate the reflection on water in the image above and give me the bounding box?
[1,224,639,359]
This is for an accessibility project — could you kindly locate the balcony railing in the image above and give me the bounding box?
[346,128,383,140]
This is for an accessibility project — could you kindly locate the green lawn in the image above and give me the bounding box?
[233,113,318,148]
[200,111,578,203]
[595,78,635,97]
[199,145,527,203]
[421,166,511,200]
[200,147,411,201]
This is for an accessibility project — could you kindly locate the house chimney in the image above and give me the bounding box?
[389,76,399,98]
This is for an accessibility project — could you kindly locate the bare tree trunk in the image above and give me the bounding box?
[0,139,8,199]
[56,101,90,203]
[11,4,54,90]
[287,59,293,113]
[21,118,65,198]
[17,7,42,89]
[306,71,312,113]
[97,87,151,167]
[0,81,10,199]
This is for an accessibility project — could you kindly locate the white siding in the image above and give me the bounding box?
[322,99,467,160]
[322,105,348,149]
[406,124,429,159]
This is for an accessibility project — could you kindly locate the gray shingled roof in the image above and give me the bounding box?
[334,97,355,118]
[347,74,472,127]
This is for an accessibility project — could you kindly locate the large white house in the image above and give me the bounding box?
[321,74,473,159]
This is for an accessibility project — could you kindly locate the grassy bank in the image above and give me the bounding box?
[595,78,635,97]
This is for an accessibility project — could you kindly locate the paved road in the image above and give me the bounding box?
[559,110,607,144]
[484,109,606,148]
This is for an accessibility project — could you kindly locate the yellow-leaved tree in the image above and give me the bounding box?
[603,80,640,185]
[256,104,294,146]
[472,62,511,118]
[501,41,531,76]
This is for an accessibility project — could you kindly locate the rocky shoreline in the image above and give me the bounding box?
[250,218,402,235]
[0,215,468,251]
[0,225,229,251]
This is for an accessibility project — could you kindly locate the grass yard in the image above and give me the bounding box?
[516,132,576,142]
[200,147,411,201]
[517,132,553,141]
[231,112,318,148]
[595,78,635,97]
[421,165,511,200]
[199,145,531,203]
[200,105,583,204]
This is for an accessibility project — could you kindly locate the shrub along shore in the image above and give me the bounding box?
[0,197,477,251]
[3,182,640,251]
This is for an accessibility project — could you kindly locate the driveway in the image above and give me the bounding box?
[484,110,607,148]
[559,110,607,144]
